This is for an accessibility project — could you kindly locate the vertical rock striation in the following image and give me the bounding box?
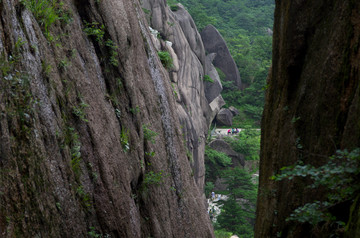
[255,0,360,237]
[0,0,214,237]
[142,1,224,192]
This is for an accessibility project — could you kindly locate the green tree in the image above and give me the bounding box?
[181,0,274,127]
[224,127,260,161]
[205,146,232,182]
[216,167,256,237]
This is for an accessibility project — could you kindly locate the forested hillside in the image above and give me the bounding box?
[178,0,274,126]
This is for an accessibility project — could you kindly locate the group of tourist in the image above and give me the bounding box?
[227,128,239,135]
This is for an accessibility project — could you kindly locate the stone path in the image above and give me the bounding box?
[214,128,242,136]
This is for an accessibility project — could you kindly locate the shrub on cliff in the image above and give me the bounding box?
[158,51,173,70]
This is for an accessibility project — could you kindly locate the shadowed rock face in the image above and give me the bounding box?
[0,0,214,237]
[209,139,245,167]
[201,25,242,89]
[204,53,223,103]
[216,108,233,127]
[255,1,360,237]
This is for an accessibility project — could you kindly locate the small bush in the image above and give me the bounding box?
[167,0,179,11]
[83,21,105,43]
[214,230,233,238]
[158,51,173,69]
[143,170,166,186]
[143,124,158,144]
[120,128,130,152]
[203,75,214,83]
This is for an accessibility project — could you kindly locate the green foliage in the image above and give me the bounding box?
[105,39,119,67]
[167,0,179,11]
[76,185,92,208]
[142,124,158,144]
[181,0,274,126]
[129,106,140,114]
[83,21,105,43]
[272,148,360,227]
[214,229,233,238]
[65,127,82,179]
[205,146,232,182]
[145,151,155,157]
[203,75,214,83]
[88,227,101,238]
[21,0,71,39]
[120,128,130,152]
[221,71,267,126]
[205,147,232,167]
[205,181,215,197]
[1,53,35,128]
[83,22,119,66]
[215,67,226,81]
[171,83,178,98]
[58,58,69,71]
[224,127,260,160]
[143,170,166,186]
[158,51,173,69]
[72,100,89,122]
[215,167,256,237]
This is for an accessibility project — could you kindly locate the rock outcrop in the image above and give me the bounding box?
[204,53,223,104]
[142,1,223,192]
[209,139,245,167]
[216,108,233,127]
[201,25,242,89]
[0,0,215,237]
[255,1,360,237]
[228,106,239,116]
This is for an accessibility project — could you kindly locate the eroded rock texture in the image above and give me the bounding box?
[0,0,214,237]
[142,1,224,192]
[255,0,360,237]
[201,25,242,89]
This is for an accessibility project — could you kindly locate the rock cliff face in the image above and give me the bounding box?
[0,0,215,237]
[201,25,242,89]
[255,0,360,237]
[141,1,224,192]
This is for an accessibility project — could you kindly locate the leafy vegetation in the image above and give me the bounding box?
[205,147,232,183]
[120,128,130,152]
[167,0,179,11]
[158,51,173,70]
[64,127,82,180]
[215,167,257,237]
[180,0,274,127]
[105,39,119,67]
[21,0,72,40]
[214,229,233,238]
[72,100,89,122]
[272,148,360,232]
[83,21,105,43]
[143,170,166,186]
[83,22,119,67]
[142,124,158,144]
[224,127,260,161]
[203,75,214,83]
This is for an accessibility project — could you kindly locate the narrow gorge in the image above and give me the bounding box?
[1,0,360,237]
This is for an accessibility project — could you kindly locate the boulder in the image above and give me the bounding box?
[209,95,226,122]
[201,25,241,89]
[204,53,223,103]
[228,106,239,116]
[216,108,233,127]
[209,139,245,167]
